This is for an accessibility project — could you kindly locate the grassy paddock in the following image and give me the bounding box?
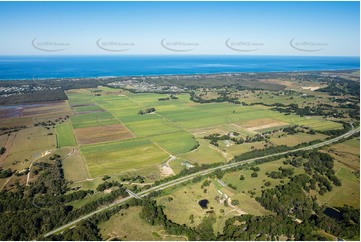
[99,206,185,241]
[56,122,77,147]
[62,148,90,182]
[82,139,168,178]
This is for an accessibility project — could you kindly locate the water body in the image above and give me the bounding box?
[0,55,359,80]
[198,199,209,209]
[323,207,342,221]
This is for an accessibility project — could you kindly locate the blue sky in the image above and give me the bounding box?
[0,1,359,56]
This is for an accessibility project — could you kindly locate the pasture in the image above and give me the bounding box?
[221,159,304,196]
[312,162,360,208]
[99,206,186,241]
[179,139,227,164]
[62,148,90,182]
[81,138,169,178]
[157,178,241,234]
[317,138,360,208]
[56,122,77,147]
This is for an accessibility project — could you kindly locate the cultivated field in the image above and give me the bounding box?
[73,124,133,145]
[62,88,343,181]
[0,86,348,188]
[56,122,77,147]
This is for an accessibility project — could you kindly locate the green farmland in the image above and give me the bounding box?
[56,122,77,147]
[59,88,344,181]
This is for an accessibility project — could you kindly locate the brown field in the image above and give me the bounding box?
[74,123,134,145]
[0,117,34,128]
[0,107,22,119]
[21,101,72,117]
[247,122,289,132]
[0,101,72,119]
[190,125,231,137]
[240,118,287,129]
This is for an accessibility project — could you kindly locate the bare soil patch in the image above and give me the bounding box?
[241,118,288,131]
[0,107,22,119]
[301,86,320,91]
[0,101,71,119]
[74,124,134,145]
[22,101,71,117]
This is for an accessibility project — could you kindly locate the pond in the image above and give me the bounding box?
[323,207,342,221]
[198,199,209,209]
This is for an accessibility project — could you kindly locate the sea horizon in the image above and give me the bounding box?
[0,55,359,80]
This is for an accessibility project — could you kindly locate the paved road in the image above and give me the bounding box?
[44,126,359,237]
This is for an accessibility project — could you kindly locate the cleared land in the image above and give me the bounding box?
[73,123,133,145]
[316,138,360,208]
[270,132,328,147]
[0,86,346,188]
[221,159,304,197]
[81,139,169,178]
[64,90,342,181]
[62,148,90,182]
[56,122,77,147]
[179,139,227,164]
[157,179,242,234]
[70,112,119,129]
[99,206,186,241]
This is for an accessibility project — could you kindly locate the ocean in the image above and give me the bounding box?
[0,55,359,80]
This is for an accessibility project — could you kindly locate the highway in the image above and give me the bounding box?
[44,126,359,237]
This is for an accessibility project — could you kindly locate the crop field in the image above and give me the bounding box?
[66,89,96,107]
[73,105,105,113]
[56,122,77,147]
[151,131,197,154]
[73,124,133,145]
[70,111,119,129]
[21,101,73,117]
[0,87,341,183]
[57,88,343,180]
[81,138,169,178]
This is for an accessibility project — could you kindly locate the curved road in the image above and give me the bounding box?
[44,126,359,237]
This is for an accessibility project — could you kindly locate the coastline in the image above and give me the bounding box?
[0,68,359,82]
[0,55,359,81]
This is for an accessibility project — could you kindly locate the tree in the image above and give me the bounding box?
[251,172,258,178]
[102,175,111,181]
[0,147,5,155]
[231,200,240,206]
